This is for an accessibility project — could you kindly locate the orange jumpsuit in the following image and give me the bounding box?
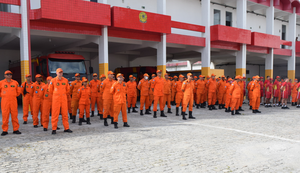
[89,79,100,112]
[224,82,232,109]
[247,81,254,106]
[78,86,91,118]
[152,76,165,111]
[111,81,128,123]
[0,79,21,132]
[21,81,33,122]
[196,80,206,105]
[31,81,45,126]
[127,81,137,108]
[182,79,194,112]
[291,82,298,103]
[163,79,172,109]
[69,80,82,116]
[137,79,150,110]
[174,80,183,107]
[100,78,115,118]
[229,81,241,111]
[238,81,245,107]
[171,80,176,102]
[193,80,197,104]
[149,79,155,108]
[206,78,217,106]
[250,80,261,110]
[67,94,72,114]
[217,80,226,105]
[41,84,52,129]
[49,77,70,130]
[97,81,104,115]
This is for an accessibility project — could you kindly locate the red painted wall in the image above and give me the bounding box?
[0,11,21,28]
[251,32,281,49]
[167,34,206,47]
[0,0,20,5]
[211,25,251,44]
[171,21,205,33]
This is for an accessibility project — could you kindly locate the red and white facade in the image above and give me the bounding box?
[0,0,300,81]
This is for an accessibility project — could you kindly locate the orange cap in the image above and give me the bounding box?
[56,68,63,73]
[254,75,260,79]
[164,73,169,76]
[228,78,233,81]
[93,73,97,77]
[46,76,52,80]
[174,76,178,78]
[25,74,31,78]
[108,71,114,75]
[221,75,225,78]
[206,76,210,78]
[144,73,149,77]
[75,73,80,77]
[187,73,192,76]
[35,74,42,78]
[133,77,136,79]
[100,74,106,78]
[152,74,156,77]
[156,70,161,73]
[129,75,133,78]
[179,75,184,78]
[199,75,204,78]
[4,70,12,75]
[116,73,123,78]
[276,76,280,79]
[211,74,216,76]
[295,79,298,81]
[82,77,88,82]
[194,76,198,79]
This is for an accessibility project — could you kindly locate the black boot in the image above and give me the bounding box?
[238,107,244,111]
[219,105,222,109]
[128,107,131,113]
[201,103,205,108]
[252,110,256,113]
[149,106,152,111]
[176,107,179,116]
[235,110,241,115]
[104,118,108,126]
[87,118,91,125]
[123,122,130,127]
[226,107,231,113]
[13,130,21,134]
[182,112,187,120]
[167,108,172,113]
[145,109,151,115]
[114,122,118,129]
[82,115,87,122]
[100,114,103,120]
[188,111,195,119]
[209,105,212,110]
[140,110,144,116]
[69,113,72,120]
[78,118,82,126]
[153,111,157,118]
[225,107,228,112]
[212,105,217,110]
[181,107,187,115]
[111,117,114,124]
[91,111,94,117]
[23,121,27,124]
[72,116,76,123]
[256,110,261,113]
[52,130,56,135]
[97,112,101,116]
[196,104,200,109]
[231,110,234,115]
[160,111,167,117]
[249,106,252,110]
[132,108,138,113]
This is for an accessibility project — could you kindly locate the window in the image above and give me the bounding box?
[48,59,86,74]
[282,25,286,48]
[90,0,97,2]
[214,9,221,25]
[226,11,232,26]
[0,3,10,12]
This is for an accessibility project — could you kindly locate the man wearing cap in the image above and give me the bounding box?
[101,71,116,126]
[206,74,218,110]
[0,70,22,136]
[237,76,245,111]
[31,74,45,128]
[291,79,298,106]
[265,78,273,107]
[181,73,196,120]
[152,70,167,118]
[97,74,106,119]
[89,73,100,117]
[127,75,138,113]
[21,74,33,124]
[137,73,151,115]
[224,78,233,112]
[229,76,242,115]
[49,68,72,134]
[196,75,206,108]
[280,78,290,109]
[250,76,261,113]
[110,73,130,129]
[149,74,156,111]
[78,77,91,125]
[41,76,53,131]
[171,76,178,106]
[193,76,198,106]
[174,75,184,116]
[163,73,172,114]
[217,75,226,109]
[296,81,300,108]
[69,73,82,123]
[247,78,255,109]
[273,76,281,107]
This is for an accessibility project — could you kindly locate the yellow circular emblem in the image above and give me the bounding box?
[139,12,147,23]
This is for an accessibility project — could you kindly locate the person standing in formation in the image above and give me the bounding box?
[89,73,100,117]
[21,74,33,124]
[207,74,217,110]
[250,76,261,113]
[78,77,91,125]
[152,70,166,118]
[280,78,290,109]
[69,73,82,123]
[174,75,184,116]
[224,78,233,113]
[171,76,178,106]
[229,76,242,115]
[41,76,54,131]
[31,74,45,128]
[181,73,196,120]
[137,73,151,115]
[101,71,115,126]
[196,75,206,108]
[127,75,138,113]
[98,74,106,119]
[163,73,172,114]
[291,79,298,106]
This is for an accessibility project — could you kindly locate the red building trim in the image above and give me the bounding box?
[247,45,269,54]
[0,11,21,28]
[211,41,240,51]
[273,48,292,56]
[251,32,281,49]
[211,25,251,44]
[167,34,205,47]
[108,27,161,42]
[0,0,20,5]
[280,40,292,46]
[171,21,205,33]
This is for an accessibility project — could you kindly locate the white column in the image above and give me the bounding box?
[265,0,274,78]
[287,8,296,80]
[200,0,211,76]
[157,0,167,76]
[98,0,108,77]
[20,0,31,82]
[236,0,247,77]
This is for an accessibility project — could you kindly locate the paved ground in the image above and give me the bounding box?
[0,103,300,173]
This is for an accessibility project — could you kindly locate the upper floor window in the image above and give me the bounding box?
[226,11,232,26]
[91,0,97,2]
[0,4,10,12]
[214,9,221,25]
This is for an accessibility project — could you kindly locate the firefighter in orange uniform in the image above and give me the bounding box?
[247,77,255,109]
[196,75,206,108]
[193,76,198,106]
[127,75,138,113]
[0,70,22,136]
[78,77,91,125]
[41,76,54,131]
[21,74,33,124]
[265,78,273,107]
[224,78,233,112]
[217,75,226,109]
[163,73,172,114]
[174,75,184,116]
[171,76,178,105]
[152,70,167,118]
[280,78,289,109]
[31,74,45,128]
[137,73,151,115]
[238,77,245,111]
[111,73,130,129]
[206,74,218,110]
[89,73,100,117]
[273,76,281,106]
[181,73,196,120]
[98,74,106,119]
[291,79,298,106]
[67,90,72,119]
[229,76,242,115]
[101,71,115,126]
[149,74,156,111]
[250,76,261,113]
[69,73,82,123]
[49,68,72,134]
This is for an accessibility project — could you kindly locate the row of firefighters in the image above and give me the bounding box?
[1,68,299,136]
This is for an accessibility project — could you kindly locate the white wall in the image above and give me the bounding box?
[30,0,41,9]
[210,3,237,27]
[129,56,156,67]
